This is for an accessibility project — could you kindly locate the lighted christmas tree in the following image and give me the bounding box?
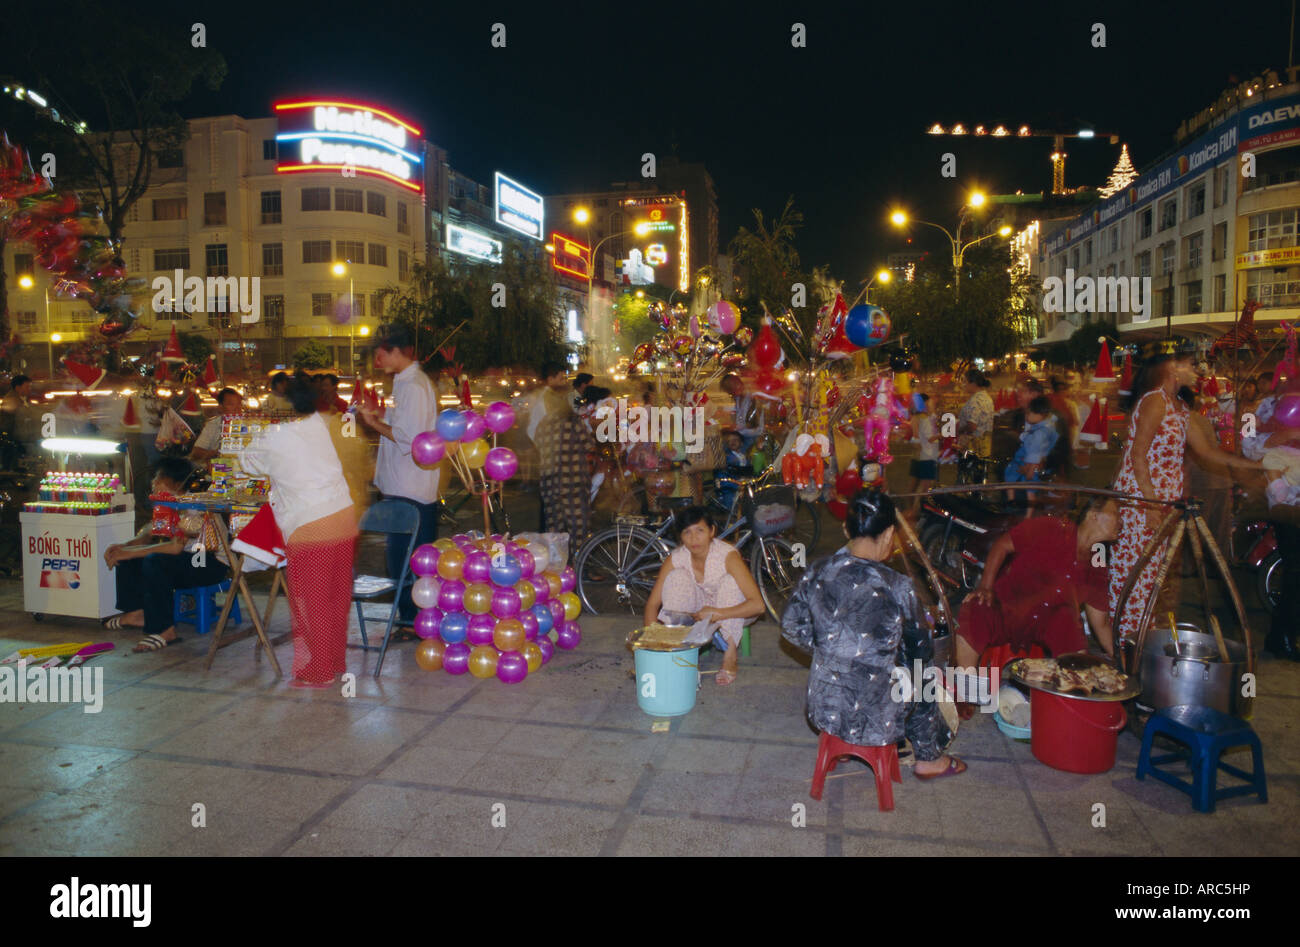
[1098,144,1138,198]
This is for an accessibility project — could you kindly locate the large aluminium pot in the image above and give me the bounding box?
[1138,623,1251,717]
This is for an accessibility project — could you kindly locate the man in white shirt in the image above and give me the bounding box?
[523,360,571,531]
[263,372,292,413]
[357,326,439,621]
[191,388,243,464]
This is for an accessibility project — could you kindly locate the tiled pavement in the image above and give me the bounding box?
[0,577,1297,857]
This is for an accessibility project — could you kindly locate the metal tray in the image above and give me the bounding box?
[1007,656,1141,703]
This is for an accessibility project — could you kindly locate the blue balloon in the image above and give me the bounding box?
[435,408,468,441]
[490,554,522,587]
[531,602,554,634]
[439,611,469,644]
[846,304,890,349]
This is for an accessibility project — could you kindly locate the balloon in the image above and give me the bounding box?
[468,645,499,679]
[521,640,544,673]
[436,547,466,581]
[463,582,494,615]
[536,635,555,664]
[484,447,518,481]
[496,651,528,683]
[543,571,563,599]
[751,322,781,369]
[467,613,497,646]
[461,410,487,441]
[518,609,539,641]
[555,621,582,650]
[484,401,516,434]
[439,611,469,644]
[846,304,890,348]
[558,591,582,622]
[531,602,554,634]
[514,546,536,579]
[490,554,521,587]
[689,313,703,338]
[707,300,739,335]
[436,408,468,440]
[492,585,521,619]
[672,334,694,357]
[434,538,457,552]
[437,578,466,612]
[836,467,863,499]
[437,641,468,674]
[462,438,490,469]
[526,541,550,575]
[559,565,577,593]
[411,576,442,610]
[548,598,566,628]
[412,431,447,467]
[463,549,491,583]
[734,326,754,347]
[1276,394,1300,428]
[514,577,537,611]
[493,618,526,652]
[415,638,446,671]
[530,574,551,603]
[414,607,444,639]
[410,543,440,577]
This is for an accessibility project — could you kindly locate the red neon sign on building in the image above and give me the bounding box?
[551,232,591,280]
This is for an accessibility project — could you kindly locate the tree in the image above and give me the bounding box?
[729,196,804,314]
[1099,144,1138,198]
[178,330,212,365]
[609,293,659,351]
[292,339,333,370]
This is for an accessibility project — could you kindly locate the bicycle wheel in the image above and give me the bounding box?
[749,535,801,622]
[575,524,670,615]
[791,495,822,551]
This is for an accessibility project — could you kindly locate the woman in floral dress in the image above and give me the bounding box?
[1110,347,1261,640]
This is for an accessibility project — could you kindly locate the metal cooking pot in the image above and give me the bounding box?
[1139,623,1251,716]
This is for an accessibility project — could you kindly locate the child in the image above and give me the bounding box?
[1004,395,1058,484]
[715,429,753,514]
[907,393,940,514]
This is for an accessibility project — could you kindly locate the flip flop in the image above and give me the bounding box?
[914,756,967,781]
[133,634,182,653]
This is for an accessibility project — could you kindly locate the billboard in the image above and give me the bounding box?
[447,224,503,263]
[274,99,423,193]
[495,172,544,240]
[551,233,591,279]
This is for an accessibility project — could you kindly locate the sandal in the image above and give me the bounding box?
[133,634,182,653]
[914,756,967,781]
[716,668,737,686]
[103,615,139,631]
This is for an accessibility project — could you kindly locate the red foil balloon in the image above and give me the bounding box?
[751,321,781,370]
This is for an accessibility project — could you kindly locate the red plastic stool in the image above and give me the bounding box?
[809,732,902,811]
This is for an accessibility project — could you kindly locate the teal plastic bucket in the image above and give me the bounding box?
[634,647,700,717]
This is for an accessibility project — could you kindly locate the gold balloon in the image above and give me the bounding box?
[415,638,446,671]
[434,538,457,552]
[493,618,525,652]
[515,579,536,611]
[436,547,466,580]
[468,645,499,678]
[544,571,562,599]
[521,641,543,673]
[560,591,582,622]
[463,582,493,615]
[462,438,490,469]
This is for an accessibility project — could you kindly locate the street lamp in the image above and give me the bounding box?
[568,207,650,370]
[332,260,355,369]
[17,274,56,377]
[889,191,1012,298]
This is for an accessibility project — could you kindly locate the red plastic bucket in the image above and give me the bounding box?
[1029,690,1127,774]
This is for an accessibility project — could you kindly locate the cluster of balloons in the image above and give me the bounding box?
[629,300,748,375]
[411,402,519,481]
[409,533,583,683]
[0,133,143,339]
[816,294,891,360]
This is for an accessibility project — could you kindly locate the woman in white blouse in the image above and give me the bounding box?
[242,373,357,688]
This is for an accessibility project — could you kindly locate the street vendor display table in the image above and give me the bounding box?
[20,510,136,620]
[154,494,288,679]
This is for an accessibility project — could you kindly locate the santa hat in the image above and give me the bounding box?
[62,358,107,390]
[230,503,287,569]
[1079,395,1107,446]
[1117,349,1133,396]
[1091,337,1115,384]
[180,390,201,415]
[202,355,218,387]
[121,395,140,429]
[349,381,365,408]
[161,324,185,362]
[154,359,171,383]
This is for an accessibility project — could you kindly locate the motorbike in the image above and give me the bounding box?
[1232,515,1281,615]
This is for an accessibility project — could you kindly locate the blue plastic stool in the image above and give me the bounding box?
[174,580,241,634]
[1136,704,1267,813]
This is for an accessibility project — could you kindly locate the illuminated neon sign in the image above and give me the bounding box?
[551,232,591,279]
[645,243,668,266]
[274,99,423,193]
[447,224,502,263]
[495,172,544,240]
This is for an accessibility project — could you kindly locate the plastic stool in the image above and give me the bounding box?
[1136,704,1267,813]
[174,580,241,634]
[809,731,902,811]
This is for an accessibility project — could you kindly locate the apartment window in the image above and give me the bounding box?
[1212,222,1228,262]
[262,139,278,160]
[301,187,331,211]
[14,311,37,331]
[1214,166,1229,207]
[205,244,228,277]
[398,249,410,281]
[372,293,386,317]
[1084,240,1093,265]
[1139,207,1153,240]
[1247,209,1300,251]
[311,293,333,317]
[367,192,387,217]
[1120,220,1127,249]
[152,197,187,221]
[349,294,366,318]
[157,148,183,168]
[1185,280,1203,314]
[262,295,285,329]
[335,188,363,213]
[154,248,190,271]
[302,240,332,264]
[1185,182,1206,219]
[262,243,283,277]
[1247,267,1300,307]
[1109,226,1119,254]
[1213,274,1227,312]
[397,202,409,234]
[261,190,282,225]
[1158,197,1177,232]
[203,192,227,226]
[364,243,387,268]
[1160,242,1175,275]
[1070,247,1080,270]
[13,253,34,277]
[1184,232,1203,270]
[1243,145,1300,192]
[336,240,365,263]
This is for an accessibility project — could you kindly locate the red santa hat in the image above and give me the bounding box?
[62,358,107,390]
[179,390,201,415]
[230,503,287,568]
[202,355,218,387]
[1091,336,1115,384]
[1117,349,1133,396]
[154,359,171,383]
[1079,394,1108,446]
[121,395,140,429]
[161,324,185,362]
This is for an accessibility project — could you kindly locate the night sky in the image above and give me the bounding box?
[6,0,1291,283]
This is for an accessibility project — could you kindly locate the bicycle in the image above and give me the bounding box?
[437,480,511,535]
[575,466,803,621]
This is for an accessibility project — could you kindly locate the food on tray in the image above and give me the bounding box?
[1013,657,1130,696]
[1018,658,1058,686]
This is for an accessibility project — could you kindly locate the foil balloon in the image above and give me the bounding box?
[689,313,703,338]
[707,300,740,335]
[484,447,518,481]
[496,651,528,683]
[672,335,694,357]
[846,304,891,349]
[443,641,471,674]
[734,326,754,347]
[483,401,516,434]
[415,638,446,671]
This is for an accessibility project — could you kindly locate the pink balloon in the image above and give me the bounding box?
[467,613,497,646]
[709,300,739,335]
[547,598,565,628]
[484,401,516,434]
[410,543,440,577]
[463,549,491,583]
[556,620,582,650]
[536,635,555,664]
[443,642,471,675]
[412,431,446,466]
[462,410,487,441]
[484,447,518,481]
[560,565,577,593]
[496,651,528,683]
[531,574,550,602]
[492,585,521,619]
[414,608,443,639]
[1276,394,1300,428]
[437,578,465,612]
[518,609,539,641]
[514,546,536,579]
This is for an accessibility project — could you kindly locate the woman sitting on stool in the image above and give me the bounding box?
[642,506,766,686]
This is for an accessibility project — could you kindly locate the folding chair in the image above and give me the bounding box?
[352,499,421,678]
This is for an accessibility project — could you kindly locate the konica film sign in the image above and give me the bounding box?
[274,99,423,192]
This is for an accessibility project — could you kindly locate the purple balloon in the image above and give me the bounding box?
[410,543,440,577]
[548,598,565,628]
[437,578,466,612]
[484,447,518,482]
[518,610,539,641]
[1276,394,1300,428]
[514,546,536,579]
[412,431,447,467]
[443,642,471,675]
[536,635,555,664]
[556,621,582,651]
[467,613,497,646]
[435,408,468,440]
[559,565,577,594]
[531,602,554,634]
[497,651,528,683]
[484,401,516,434]
[414,607,444,639]
[463,549,491,583]
[531,574,551,603]
[492,585,521,619]
[462,410,487,441]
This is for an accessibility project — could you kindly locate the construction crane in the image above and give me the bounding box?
[926,123,1120,195]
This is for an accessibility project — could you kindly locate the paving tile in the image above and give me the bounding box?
[456,752,562,796]
[0,743,133,792]
[490,801,622,856]
[319,782,446,835]
[282,826,405,856]
[640,770,740,818]
[659,736,752,775]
